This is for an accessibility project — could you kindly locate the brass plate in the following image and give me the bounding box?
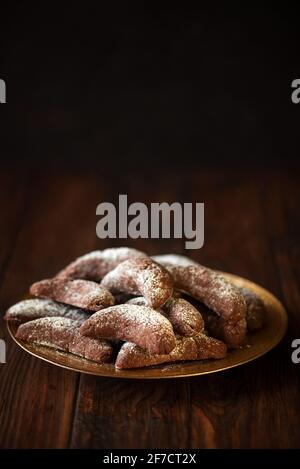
[7,273,288,379]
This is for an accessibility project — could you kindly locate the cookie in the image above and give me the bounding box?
[155,256,247,348]
[80,304,176,355]
[30,278,115,311]
[101,257,173,309]
[16,317,113,364]
[4,298,89,324]
[239,287,266,331]
[127,296,204,337]
[57,247,146,281]
[115,333,227,369]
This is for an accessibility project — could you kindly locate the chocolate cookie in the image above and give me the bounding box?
[127,296,204,337]
[239,287,266,331]
[115,333,227,369]
[80,304,176,355]
[101,257,173,309]
[155,256,247,348]
[30,278,114,311]
[16,317,113,364]
[57,247,146,281]
[4,298,89,324]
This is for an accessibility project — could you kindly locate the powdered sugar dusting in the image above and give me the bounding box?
[101,257,173,309]
[164,297,204,336]
[30,278,114,311]
[127,296,204,337]
[154,259,247,348]
[80,304,176,355]
[115,332,227,369]
[16,317,112,364]
[153,254,198,267]
[79,247,144,263]
[57,247,145,281]
[4,299,89,324]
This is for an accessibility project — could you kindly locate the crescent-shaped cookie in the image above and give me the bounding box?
[80,304,176,355]
[239,287,266,331]
[16,317,113,364]
[4,298,89,324]
[163,297,205,337]
[101,257,173,309]
[56,247,146,281]
[127,296,204,337]
[30,278,114,311]
[154,254,247,348]
[115,333,227,369]
[156,255,264,332]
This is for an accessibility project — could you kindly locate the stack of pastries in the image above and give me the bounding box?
[4,248,266,369]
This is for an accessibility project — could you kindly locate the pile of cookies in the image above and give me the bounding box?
[4,248,266,369]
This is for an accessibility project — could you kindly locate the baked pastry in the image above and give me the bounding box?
[115,333,227,369]
[57,247,145,281]
[163,297,205,337]
[30,278,114,311]
[5,248,266,370]
[80,304,176,355]
[153,254,198,267]
[127,296,204,337]
[239,287,266,331]
[101,257,173,309]
[4,298,89,324]
[125,296,153,307]
[16,317,113,364]
[195,303,232,347]
[183,287,265,336]
[154,255,247,348]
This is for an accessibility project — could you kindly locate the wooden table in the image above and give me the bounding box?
[0,165,299,449]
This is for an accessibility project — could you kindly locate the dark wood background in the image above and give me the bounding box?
[0,164,299,449]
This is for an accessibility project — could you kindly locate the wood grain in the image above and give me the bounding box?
[0,171,90,448]
[0,167,299,449]
[71,376,191,449]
